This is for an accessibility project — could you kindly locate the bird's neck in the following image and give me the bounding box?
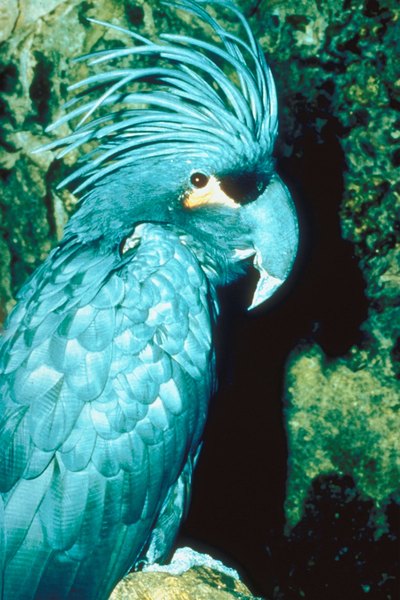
[123,222,248,294]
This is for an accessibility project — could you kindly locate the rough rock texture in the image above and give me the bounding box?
[273,0,400,528]
[109,547,262,599]
[110,565,260,600]
[286,344,399,527]
[0,0,399,597]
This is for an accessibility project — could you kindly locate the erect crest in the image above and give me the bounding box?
[42,0,278,194]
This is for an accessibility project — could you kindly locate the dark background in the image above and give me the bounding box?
[180,134,390,598]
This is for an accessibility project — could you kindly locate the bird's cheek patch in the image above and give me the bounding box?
[184,176,240,210]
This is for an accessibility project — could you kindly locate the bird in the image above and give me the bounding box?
[0,1,298,598]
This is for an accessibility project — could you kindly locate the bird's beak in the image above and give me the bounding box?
[241,175,299,310]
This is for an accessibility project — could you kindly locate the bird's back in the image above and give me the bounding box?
[0,223,215,599]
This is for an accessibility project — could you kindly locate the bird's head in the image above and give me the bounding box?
[43,0,298,309]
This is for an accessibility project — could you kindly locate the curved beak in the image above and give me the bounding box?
[241,175,299,310]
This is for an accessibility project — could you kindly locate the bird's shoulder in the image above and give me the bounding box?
[0,225,215,492]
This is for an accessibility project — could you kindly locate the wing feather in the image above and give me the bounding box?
[91,436,121,477]
[78,307,116,351]
[65,467,107,561]
[121,464,148,525]
[65,345,112,401]
[24,445,53,479]
[59,405,97,470]
[4,464,54,562]
[3,516,53,599]
[28,377,83,451]
[0,225,215,596]
[39,462,90,550]
[0,405,31,490]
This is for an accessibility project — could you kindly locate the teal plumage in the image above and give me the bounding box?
[0,1,298,598]
[0,225,214,598]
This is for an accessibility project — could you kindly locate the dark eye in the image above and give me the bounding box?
[190,172,209,188]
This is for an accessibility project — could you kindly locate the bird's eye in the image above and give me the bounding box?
[190,172,209,188]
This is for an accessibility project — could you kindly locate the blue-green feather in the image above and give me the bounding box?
[39,0,276,194]
[0,224,214,598]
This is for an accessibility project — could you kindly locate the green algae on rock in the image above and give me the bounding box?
[285,344,399,528]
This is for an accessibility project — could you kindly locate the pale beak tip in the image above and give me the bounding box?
[248,272,284,311]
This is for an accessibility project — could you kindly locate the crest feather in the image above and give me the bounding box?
[41,0,278,194]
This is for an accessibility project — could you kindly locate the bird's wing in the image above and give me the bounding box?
[0,226,214,598]
[142,441,202,566]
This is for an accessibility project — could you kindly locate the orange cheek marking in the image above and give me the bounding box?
[183,176,240,210]
[184,190,216,209]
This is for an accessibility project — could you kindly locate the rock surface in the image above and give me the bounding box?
[272,0,400,528]
[111,566,259,600]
